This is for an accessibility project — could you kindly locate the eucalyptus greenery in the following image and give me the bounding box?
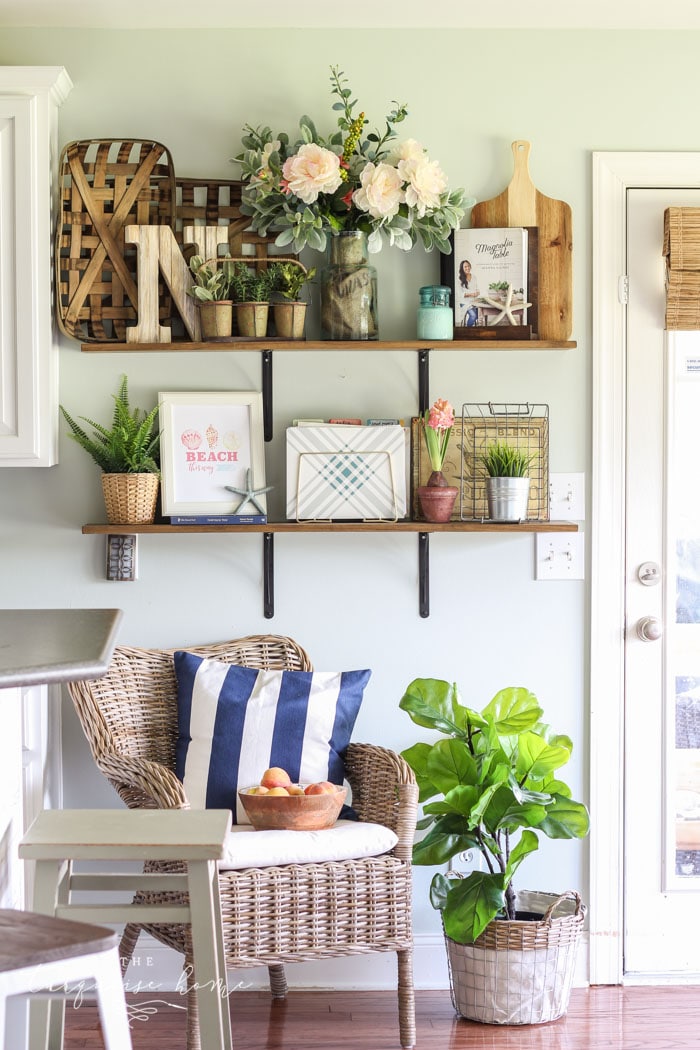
[187,256,231,302]
[60,375,160,474]
[234,65,468,254]
[400,679,589,944]
[480,441,534,478]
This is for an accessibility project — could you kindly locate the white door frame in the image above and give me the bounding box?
[591,152,700,983]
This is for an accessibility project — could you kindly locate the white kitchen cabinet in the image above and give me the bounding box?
[0,66,72,466]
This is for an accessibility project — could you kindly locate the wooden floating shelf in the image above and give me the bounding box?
[83,520,578,536]
[80,339,577,352]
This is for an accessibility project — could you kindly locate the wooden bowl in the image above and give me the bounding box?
[238,785,347,831]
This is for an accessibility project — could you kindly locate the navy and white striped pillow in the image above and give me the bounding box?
[174,652,370,824]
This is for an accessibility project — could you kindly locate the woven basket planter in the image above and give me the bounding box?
[445,890,585,1025]
[102,474,159,524]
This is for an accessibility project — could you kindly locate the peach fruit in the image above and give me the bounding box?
[260,767,292,789]
[266,786,290,796]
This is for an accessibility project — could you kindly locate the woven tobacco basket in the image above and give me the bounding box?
[444,890,585,1025]
[55,139,177,343]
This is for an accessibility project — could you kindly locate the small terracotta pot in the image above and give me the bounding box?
[236,302,269,338]
[198,300,232,339]
[273,301,307,340]
[417,482,458,523]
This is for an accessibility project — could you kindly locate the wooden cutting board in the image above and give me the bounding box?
[470,140,572,342]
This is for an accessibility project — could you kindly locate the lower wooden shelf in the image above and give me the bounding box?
[83,520,579,619]
[82,520,578,535]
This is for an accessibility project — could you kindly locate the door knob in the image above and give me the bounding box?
[636,616,663,642]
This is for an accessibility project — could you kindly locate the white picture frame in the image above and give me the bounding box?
[158,391,266,516]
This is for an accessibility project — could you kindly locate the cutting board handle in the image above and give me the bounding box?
[510,140,534,196]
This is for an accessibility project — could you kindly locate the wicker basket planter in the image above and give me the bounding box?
[445,890,585,1025]
[102,473,159,524]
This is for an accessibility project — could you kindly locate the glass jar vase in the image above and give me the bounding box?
[320,230,378,341]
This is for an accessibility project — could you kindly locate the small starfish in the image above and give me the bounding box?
[225,469,273,515]
[477,283,532,326]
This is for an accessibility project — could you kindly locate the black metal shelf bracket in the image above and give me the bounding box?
[418,349,430,416]
[263,532,274,618]
[262,350,273,442]
[419,532,430,618]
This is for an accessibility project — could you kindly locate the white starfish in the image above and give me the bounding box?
[477,283,532,326]
[224,469,273,515]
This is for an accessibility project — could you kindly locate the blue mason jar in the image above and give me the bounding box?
[417,285,453,340]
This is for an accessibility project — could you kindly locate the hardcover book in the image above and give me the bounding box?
[453,228,529,329]
[168,514,267,525]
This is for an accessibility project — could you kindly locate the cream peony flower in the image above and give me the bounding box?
[353,162,405,220]
[390,138,425,165]
[402,156,448,218]
[281,144,343,204]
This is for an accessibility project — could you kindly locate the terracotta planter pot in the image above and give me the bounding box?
[415,480,459,520]
[236,302,269,338]
[198,300,232,340]
[273,301,307,340]
[101,473,159,524]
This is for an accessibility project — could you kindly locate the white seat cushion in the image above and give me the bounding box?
[218,819,398,870]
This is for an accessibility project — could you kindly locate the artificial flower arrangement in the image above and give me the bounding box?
[234,66,468,255]
[423,398,455,481]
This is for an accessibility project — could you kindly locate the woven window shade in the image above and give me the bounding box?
[664,207,700,330]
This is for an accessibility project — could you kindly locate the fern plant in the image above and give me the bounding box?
[60,375,160,474]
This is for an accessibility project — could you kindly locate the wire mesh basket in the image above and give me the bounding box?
[459,403,549,522]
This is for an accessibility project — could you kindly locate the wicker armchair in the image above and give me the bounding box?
[67,634,418,1050]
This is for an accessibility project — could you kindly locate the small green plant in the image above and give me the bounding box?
[60,375,159,474]
[270,260,316,301]
[228,261,275,303]
[400,679,589,944]
[480,441,533,478]
[187,256,231,302]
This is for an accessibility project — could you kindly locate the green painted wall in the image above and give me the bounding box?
[1,26,687,984]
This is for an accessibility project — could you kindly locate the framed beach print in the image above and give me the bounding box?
[159,391,266,518]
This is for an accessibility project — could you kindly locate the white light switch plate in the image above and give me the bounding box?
[549,472,585,521]
[535,533,585,580]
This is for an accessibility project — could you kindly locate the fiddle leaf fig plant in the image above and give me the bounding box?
[400,679,589,945]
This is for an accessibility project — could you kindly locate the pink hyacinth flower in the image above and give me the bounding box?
[428,398,454,431]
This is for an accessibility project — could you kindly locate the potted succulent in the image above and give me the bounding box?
[187,255,233,339]
[60,375,160,524]
[400,678,589,1025]
[480,440,534,522]
[228,261,275,338]
[270,259,316,340]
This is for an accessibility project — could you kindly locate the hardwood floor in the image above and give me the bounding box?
[62,986,700,1049]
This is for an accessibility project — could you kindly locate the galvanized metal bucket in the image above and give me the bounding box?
[486,476,530,521]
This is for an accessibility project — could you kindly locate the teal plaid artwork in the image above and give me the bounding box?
[286,425,407,520]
